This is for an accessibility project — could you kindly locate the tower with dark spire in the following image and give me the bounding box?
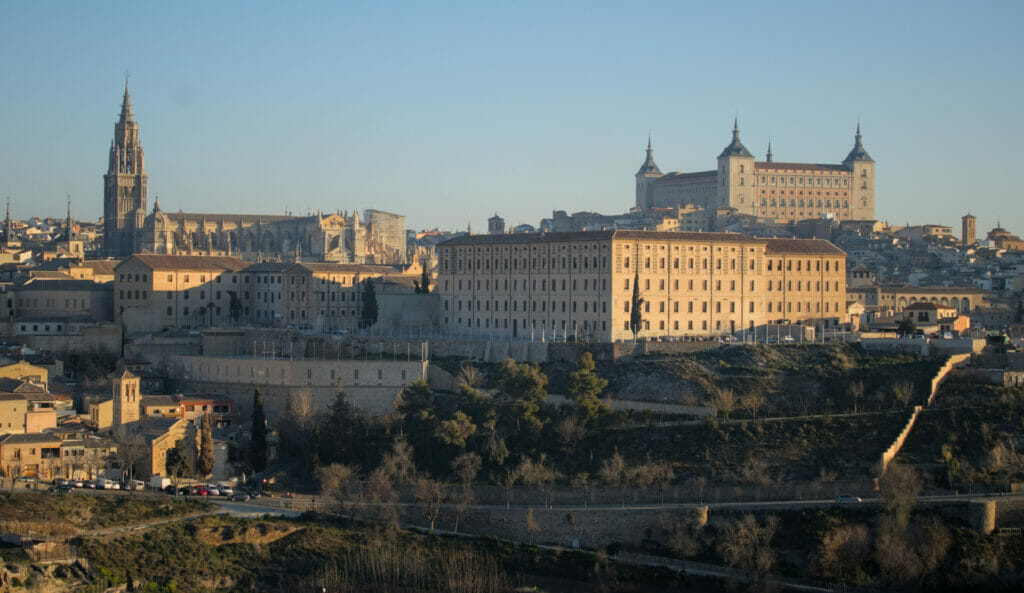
[635,135,664,209]
[716,118,755,214]
[103,81,148,257]
[843,122,875,220]
[766,140,773,163]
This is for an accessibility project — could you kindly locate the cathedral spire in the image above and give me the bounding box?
[120,81,134,123]
[766,139,773,162]
[4,197,11,248]
[66,194,72,245]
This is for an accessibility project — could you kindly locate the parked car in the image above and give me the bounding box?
[219,487,234,496]
[206,487,221,496]
[246,490,261,499]
[72,480,85,488]
[163,485,177,495]
[836,494,862,503]
[229,492,249,502]
[191,486,208,496]
[781,335,796,343]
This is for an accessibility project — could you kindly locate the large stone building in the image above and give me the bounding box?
[636,122,875,225]
[100,87,406,263]
[437,230,847,341]
[114,254,410,334]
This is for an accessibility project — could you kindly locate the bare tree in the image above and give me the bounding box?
[555,415,586,453]
[319,463,358,512]
[285,388,317,433]
[647,461,675,505]
[739,392,766,420]
[688,475,708,503]
[452,452,482,491]
[363,467,399,527]
[452,452,482,532]
[457,362,484,390]
[380,440,416,486]
[111,432,148,494]
[663,512,702,558]
[571,472,591,508]
[878,462,921,527]
[495,466,520,509]
[630,462,655,503]
[519,455,559,509]
[599,451,629,507]
[412,475,445,532]
[709,388,736,418]
[817,523,870,582]
[848,380,864,414]
[716,514,780,588]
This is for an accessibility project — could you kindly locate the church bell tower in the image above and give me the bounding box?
[103,82,147,257]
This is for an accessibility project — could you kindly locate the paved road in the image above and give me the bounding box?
[218,490,1024,515]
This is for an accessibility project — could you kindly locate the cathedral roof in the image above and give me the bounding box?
[636,138,662,176]
[718,118,753,159]
[843,123,873,163]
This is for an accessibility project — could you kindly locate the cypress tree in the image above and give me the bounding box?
[629,268,645,341]
[361,279,379,329]
[420,266,430,293]
[251,388,268,472]
[197,413,215,477]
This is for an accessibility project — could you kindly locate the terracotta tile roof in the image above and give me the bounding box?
[118,254,250,272]
[883,286,988,295]
[0,433,62,445]
[763,238,846,256]
[289,263,398,274]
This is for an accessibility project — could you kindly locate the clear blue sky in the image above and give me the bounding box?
[1,0,1021,235]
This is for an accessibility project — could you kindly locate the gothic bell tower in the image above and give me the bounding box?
[103,83,147,257]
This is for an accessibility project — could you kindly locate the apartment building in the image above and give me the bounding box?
[114,255,250,334]
[0,432,62,479]
[437,230,846,341]
[282,262,395,331]
[12,278,114,321]
[242,262,289,326]
[0,380,59,435]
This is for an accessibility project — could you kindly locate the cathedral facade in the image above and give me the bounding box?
[140,206,406,264]
[636,121,875,224]
[100,88,406,264]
